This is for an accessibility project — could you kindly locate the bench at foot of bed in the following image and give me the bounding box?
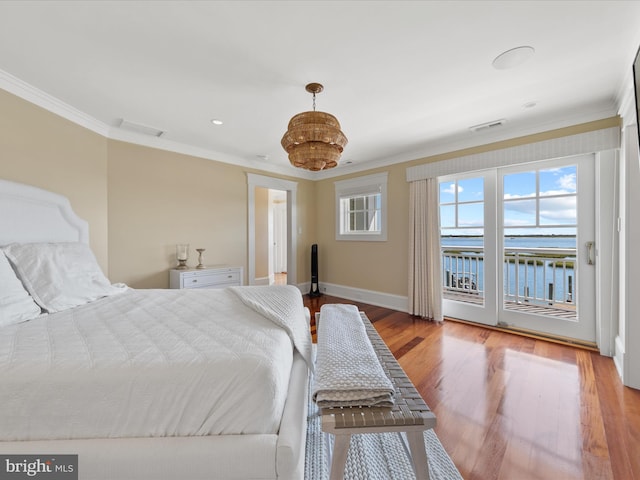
[317,312,437,480]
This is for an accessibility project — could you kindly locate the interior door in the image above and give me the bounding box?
[272,193,287,274]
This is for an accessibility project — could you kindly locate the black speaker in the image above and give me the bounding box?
[309,243,321,297]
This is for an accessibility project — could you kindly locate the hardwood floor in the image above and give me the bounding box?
[303,294,640,480]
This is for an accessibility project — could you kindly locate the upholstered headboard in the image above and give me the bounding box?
[0,179,89,245]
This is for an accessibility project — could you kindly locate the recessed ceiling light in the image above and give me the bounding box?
[211,119,223,125]
[492,46,535,70]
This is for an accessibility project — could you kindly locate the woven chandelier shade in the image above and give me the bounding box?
[281,83,348,171]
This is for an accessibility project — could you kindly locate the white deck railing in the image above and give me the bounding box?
[442,246,484,296]
[442,245,577,309]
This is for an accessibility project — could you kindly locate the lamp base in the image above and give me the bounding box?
[196,248,206,269]
[176,259,188,270]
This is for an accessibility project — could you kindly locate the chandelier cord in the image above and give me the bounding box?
[312,92,316,111]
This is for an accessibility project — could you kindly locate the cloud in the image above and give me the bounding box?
[457,217,484,227]
[504,198,535,214]
[557,173,576,191]
[504,196,576,226]
[504,193,534,200]
[504,218,535,227]
[443,183,463,195]
[540,196,576,222]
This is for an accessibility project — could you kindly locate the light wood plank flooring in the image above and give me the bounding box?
[304,294,640,480]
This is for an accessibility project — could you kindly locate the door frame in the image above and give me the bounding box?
[247,173,297,286]
[440,153,615,351]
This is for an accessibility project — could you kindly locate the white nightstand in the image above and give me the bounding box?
[169,265,243,289]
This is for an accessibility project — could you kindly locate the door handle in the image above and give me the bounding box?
[586,241,595,265]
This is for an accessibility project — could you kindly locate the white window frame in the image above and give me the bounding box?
[335,172,388,241]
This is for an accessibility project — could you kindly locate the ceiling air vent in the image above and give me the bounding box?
[119,119,165,137]
[469,118,506,133]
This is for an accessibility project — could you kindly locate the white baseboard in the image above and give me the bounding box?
[294,282,311,296]
[254,276,270,286]
[294,281,408,312]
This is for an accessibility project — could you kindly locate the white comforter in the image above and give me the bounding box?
[0,287,305,441]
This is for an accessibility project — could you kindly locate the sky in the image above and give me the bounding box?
[440,165,577,237]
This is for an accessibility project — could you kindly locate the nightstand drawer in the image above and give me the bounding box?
[169,266,243,289]
[183,271,240,288]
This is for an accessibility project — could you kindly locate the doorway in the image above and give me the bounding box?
[254,187,287,285]
[247,173,297,286]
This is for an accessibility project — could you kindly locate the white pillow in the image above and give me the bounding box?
[0,252,42,326]
[3,242,127,313]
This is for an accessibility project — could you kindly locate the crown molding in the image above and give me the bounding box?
[616,70,636,127]
[0,68,110,137]
[107,127,315,180]
[0,67,314,180]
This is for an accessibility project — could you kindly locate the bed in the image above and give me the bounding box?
[0,178,312,480]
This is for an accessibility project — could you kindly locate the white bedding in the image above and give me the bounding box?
[0,287,298,441]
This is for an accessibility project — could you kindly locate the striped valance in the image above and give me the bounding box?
[406,126,620,181]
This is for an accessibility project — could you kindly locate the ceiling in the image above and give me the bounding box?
[1,1,639,180]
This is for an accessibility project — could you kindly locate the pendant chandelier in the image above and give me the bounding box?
[281,83,348,171]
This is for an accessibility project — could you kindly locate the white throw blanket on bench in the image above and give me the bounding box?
[313,304,394,408]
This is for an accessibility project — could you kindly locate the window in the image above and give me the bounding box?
[439,175,486,305]
[503,166,577,235]
[439,176,485,235]
[335,172,388,241]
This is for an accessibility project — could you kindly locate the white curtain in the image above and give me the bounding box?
[408,178,443,321]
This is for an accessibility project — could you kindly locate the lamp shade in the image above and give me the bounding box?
[281,84,348,171]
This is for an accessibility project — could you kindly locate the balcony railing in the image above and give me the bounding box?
[443,246,484,297]
[442,245,577,314]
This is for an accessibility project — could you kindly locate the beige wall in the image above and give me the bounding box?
[314,117,621,297]
[0,89,109,270]
[315,165,409,295]
[290,177,317,286]
[107,141,317,288]
[107,141,250,288]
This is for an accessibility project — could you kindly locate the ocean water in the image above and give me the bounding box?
[441,235,576,249]
[442,236,576,301]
